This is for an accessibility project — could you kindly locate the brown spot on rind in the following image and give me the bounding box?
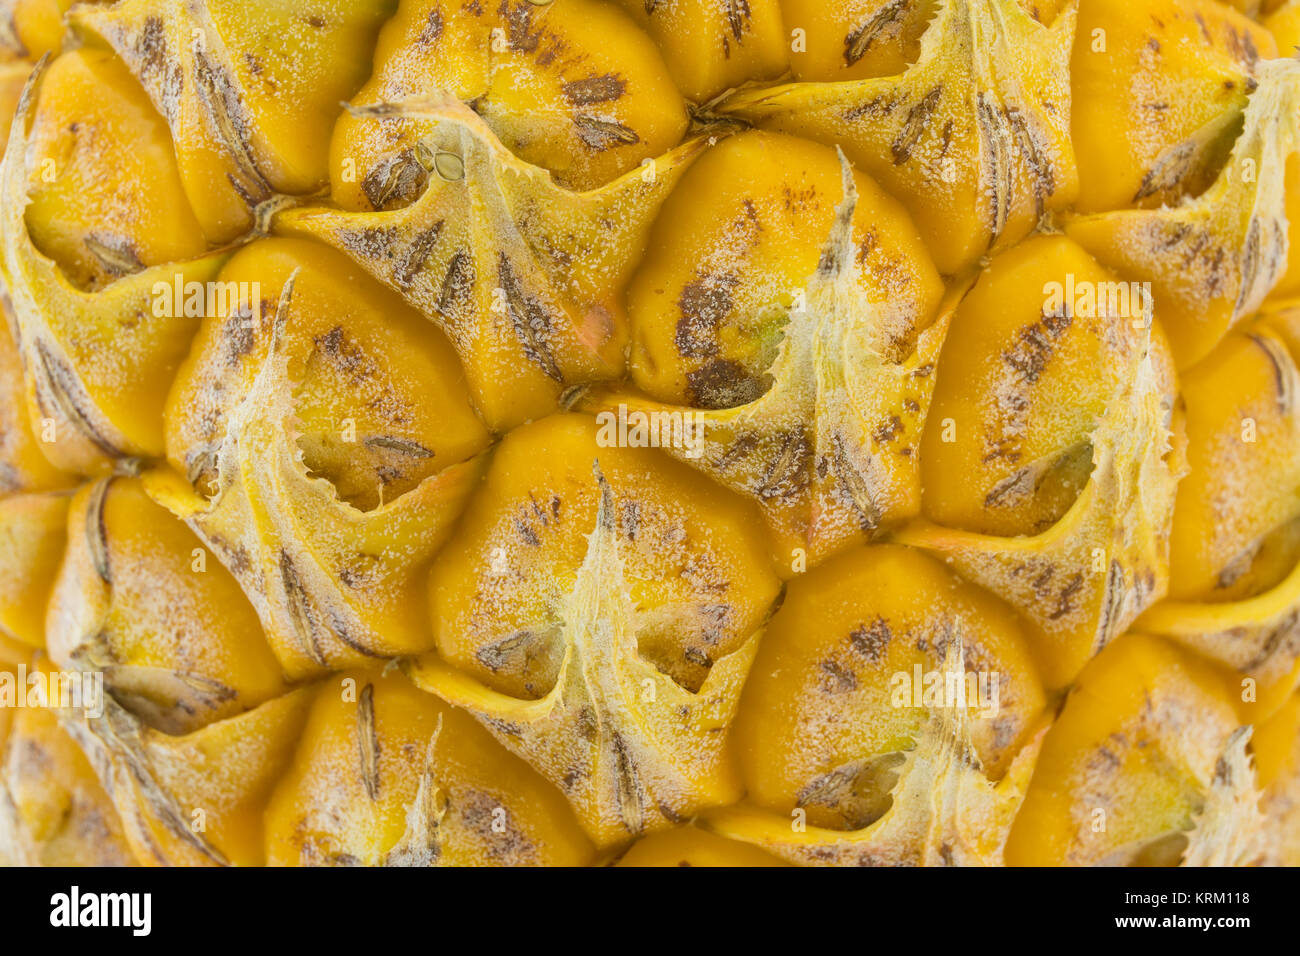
[685,647,712,667]
[364,435,435,459]
[362,149,432,211]
[192,51,273,208]
[85,479,113,584]
[222,311,256,366]
[573,115,640,150]
[135,16,182,123]
[891,86,942,165]
[844,92,900,123]
[340,225,399,262]
[845,0,909,66]
[33,339,122,458]
[850,618,891,663]
[83,234,144,277]
[1005,105,1055,216]
[438,250,475,316]
[756,429,812,500]
[675,273,739,359]
[562,74,627,106]
[1133,138,1202,203]
[976,94,1013,243]
[715,432,759,473]
[612,733,648,834]
[1249,332,1294,416]
[619,499,640,541]
[819,659,858,694]
[498,254,563,381]
[279,551,326,665]
[1095,559,1126,652]
[358,683,381,801]
[396,222,445,288]
[502,0,562,62]
[1241,607,1300,671]
[1049,572,1085,621]
[459,789,540,864]
[476,630,543,673]
[872,416,903,444]
[1001,309,1071,384]
[1194,12,1212,44]
[419,8,445,44]
[984,468,1032,508]
[687,358,766,409]
[826,433,881,532]
[1237,216,1287,317]
[724,0,751,42]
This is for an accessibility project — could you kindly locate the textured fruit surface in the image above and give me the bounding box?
[627,130,943,410]
[0,0,1298,869]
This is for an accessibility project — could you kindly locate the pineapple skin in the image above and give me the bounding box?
[0,0,1297,868]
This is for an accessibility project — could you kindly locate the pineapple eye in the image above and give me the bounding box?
[709,543,1048,864]
[421,413,778,698]
[151,239,491,675]
[921,235,1177,540]
[1070,0,1273,215]
[720,0,1080,274]
[409,413,781,844]
[45,476,288,735]
[1165,326,1300,602]
[1211,516,1300,600]
[626,130,943,411]
[329,0,689,206]
[21,48,206,291]
[0,678,137,867]
[264,671,594,866]
[166,238,490,515]
[69,0,396,241]
[1066,22,1293,370]
[1007,635,1254,867]
[1134,313,1300,722]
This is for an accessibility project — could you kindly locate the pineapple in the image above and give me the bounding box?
[0,0,1298,869]
[0,662,134,866]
